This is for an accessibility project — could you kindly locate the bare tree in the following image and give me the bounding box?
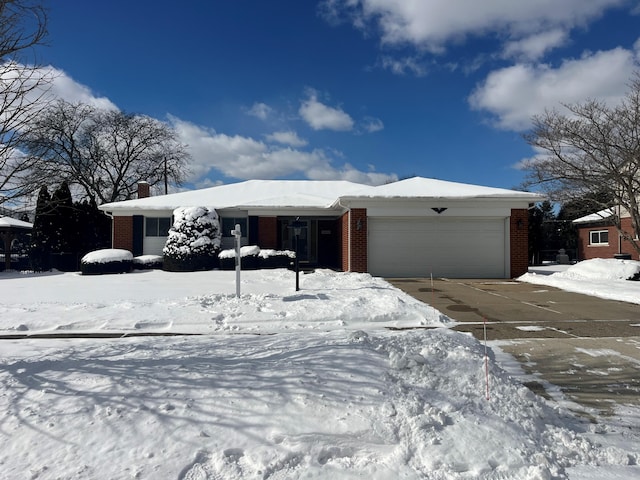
[0,0,50,205]
[20,99,190,203]
[522,75,640,257]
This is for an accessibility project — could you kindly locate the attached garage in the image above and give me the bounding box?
[367,216,508,278]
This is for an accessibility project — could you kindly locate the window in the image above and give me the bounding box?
[221,217,248,237]
[146,217,171,237]
[589,230,609,245]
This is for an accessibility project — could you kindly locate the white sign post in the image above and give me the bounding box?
[231,223,242,298]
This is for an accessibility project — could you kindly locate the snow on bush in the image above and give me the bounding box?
[163,207,221,259]
[133,255,163,265]
[219,247,295,259]
[80,249,133,275]
[218,246,295,270]
[133,255,163,270]
[218,245,261,259]
[81,249,133,264]
[258,249,295,259]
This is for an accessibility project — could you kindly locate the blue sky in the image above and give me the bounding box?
[36,0,640,192]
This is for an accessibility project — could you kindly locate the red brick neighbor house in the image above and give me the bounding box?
[573,208,640,261]
[98,177,542,278]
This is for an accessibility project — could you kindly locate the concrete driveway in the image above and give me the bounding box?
[389,278,640,418]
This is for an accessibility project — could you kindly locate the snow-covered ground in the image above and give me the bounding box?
[0,259,639,479]
[521,258,640,305]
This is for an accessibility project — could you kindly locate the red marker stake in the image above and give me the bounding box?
[484,317,490,400]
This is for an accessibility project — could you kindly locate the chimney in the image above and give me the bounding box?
[137,181,150,199]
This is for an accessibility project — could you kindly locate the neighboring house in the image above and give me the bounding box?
[0,216,33,271]
[98,177,542,278]
[573,207,639,260]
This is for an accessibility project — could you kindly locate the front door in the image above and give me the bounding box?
[317,219,339,268]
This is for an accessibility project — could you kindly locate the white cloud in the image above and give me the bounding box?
[247,102,272,120]
[48,67,118,110]
[3,64,118,116]
[512,147,548,171]
[379,55,427,76]
[170,116,395,185]
[502,29,569,61]
[308,163,397,185]
[361,116,384,133]
[321,0,626,55]
[299,91,354,131]
[468,45,638,131]
[265,130,308,147]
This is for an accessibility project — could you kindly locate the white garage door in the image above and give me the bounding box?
[368,217,507,278]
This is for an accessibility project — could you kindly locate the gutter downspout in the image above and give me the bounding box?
[104,211,115,249]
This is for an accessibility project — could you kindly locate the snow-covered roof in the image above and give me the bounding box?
[98,177,542,213]
[341,177,541,201]
[572,207,631,224]
[0,216,33,229]
[100,180,372,212]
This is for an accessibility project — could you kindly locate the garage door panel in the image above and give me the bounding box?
[368,217,506,278]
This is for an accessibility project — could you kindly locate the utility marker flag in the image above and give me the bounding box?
[484,317,490,400]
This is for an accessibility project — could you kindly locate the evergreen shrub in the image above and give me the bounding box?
[80,249,133,275]
[163,207,221,272]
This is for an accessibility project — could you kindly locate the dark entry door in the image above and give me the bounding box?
[317,219,339,268]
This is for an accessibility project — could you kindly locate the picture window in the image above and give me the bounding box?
[589,230,608,245]
[146,217,171,237]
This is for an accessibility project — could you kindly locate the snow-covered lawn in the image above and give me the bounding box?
[1,261,639,479]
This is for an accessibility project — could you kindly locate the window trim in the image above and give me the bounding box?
[145,217,172,237]
[589,229,609,246]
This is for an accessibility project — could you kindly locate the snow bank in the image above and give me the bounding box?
[552,258,640,281]
[519,259,640,305]
[1,329,633,479]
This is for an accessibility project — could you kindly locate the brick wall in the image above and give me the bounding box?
[112,216,133,252]
[340,212,349,272]
[578,218,639,260]
[510,209,529,278]
[257,217,278,249]
[349,208,367,273]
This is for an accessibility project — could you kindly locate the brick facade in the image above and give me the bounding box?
[340,212,349,272]
[577,217,639,260]
[349,208,367,273]
[510,208,529,278]
[112,216,133,252]
[257,217,278,249]
[339,209,367,273]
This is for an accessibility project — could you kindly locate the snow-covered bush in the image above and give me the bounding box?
[218,246,295,270]
[219,245,260,270]
[133,255,163,270]
[259,249,295,269]
[80,249,133,275]
[163,207,221,272]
